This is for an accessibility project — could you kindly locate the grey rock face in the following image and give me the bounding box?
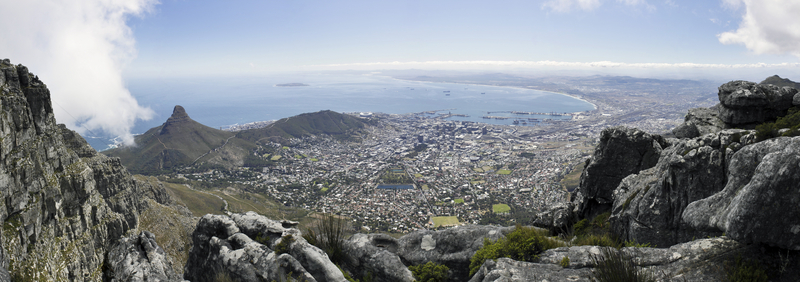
[185,212,347,282]
[106,231,182,282]
[572,126,666,219]
[672,106,727,138]
[610,130,753,247]
[0,59,176,281]
[717,80,797,127]
[470,237,747,282]
[683,137,800,250]
[533,202,573,230]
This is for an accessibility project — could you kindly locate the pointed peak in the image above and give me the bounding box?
[171,105,189,119]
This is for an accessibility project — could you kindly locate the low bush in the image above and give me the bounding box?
[469,225,565,276]
[560,256,570,268]
[409,261,449,282]
[303,213,349,264]
[591,247,655,282]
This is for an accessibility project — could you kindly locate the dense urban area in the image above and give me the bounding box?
[169,75,720,233]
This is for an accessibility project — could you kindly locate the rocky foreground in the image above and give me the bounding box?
[3,59,800,281]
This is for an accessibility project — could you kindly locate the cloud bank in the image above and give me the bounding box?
[542,0,653,12]
[0,0,157,145]
[719,0,800,58]
[314,60,800,69]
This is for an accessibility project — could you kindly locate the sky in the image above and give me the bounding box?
[2,0,800,144]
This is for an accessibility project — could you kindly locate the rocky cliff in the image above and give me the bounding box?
[569,78,800,251]
[0,59,183,280]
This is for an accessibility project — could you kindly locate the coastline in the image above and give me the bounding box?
[388,76,598,112]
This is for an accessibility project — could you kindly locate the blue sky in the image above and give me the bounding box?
[2,0,800,144]
[124,0,798,76]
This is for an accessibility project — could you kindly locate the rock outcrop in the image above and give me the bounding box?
[105,231,182,281]
[185,212,347,282]
[717,80,798,127]
[470,237,750,282]
[571,126,666,219]
[683,136,800,250]
[610,129,755,247]
[0,59,181,281]
[342,225,513,282]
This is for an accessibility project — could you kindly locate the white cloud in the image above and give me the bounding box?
[0,0,157,145]
[314,60,800,69]
[718,0,800,58]
[542,0,655,12]
[542,0,601,12]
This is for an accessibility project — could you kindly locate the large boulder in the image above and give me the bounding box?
[717,80,797,127]
[683,136,800,250]
[610,129,754,247]
[185,212,347,282]
[397,225,512,281]
[572,126,667,219]
[342,233,414,282]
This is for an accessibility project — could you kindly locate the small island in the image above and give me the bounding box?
[275,83,309,87]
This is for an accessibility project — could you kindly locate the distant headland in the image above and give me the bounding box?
[275,82,309,87]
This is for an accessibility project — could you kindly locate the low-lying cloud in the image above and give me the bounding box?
[0,0,157,145]
[315,60,800,69]
[719,0,800,58]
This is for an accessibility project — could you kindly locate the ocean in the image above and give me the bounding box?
[86,73,594,150]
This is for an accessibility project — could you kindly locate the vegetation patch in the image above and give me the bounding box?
[160,181,226,216]
[756,106,800,141]
[454,198,465,204]
[274,235,295,255]
[431,216,459,227]
[496,169,512,175]
[492,204,511,214]
[469,225,565,276]
[303,213,348,264]
[591,247,655,282]
[271,155,282,161]
[409,262,449,282]
[560,161,585,191]
[725,255,768,282]
[572,212,620,248]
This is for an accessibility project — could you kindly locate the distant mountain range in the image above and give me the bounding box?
[760,74,800,89]
[103,106,369,174]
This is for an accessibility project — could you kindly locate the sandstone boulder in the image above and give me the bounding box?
[106,231,182,282]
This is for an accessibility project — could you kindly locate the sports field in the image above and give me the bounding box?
[432,216,459,227]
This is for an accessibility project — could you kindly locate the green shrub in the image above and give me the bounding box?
[591,247,655,282]
[409,261,450,282]
[469,225,565,276]
[274,234,295,255]
[303,213,349,264]
[725,255,768,282]
[574,233,620,248]
[560,256,570,268]
[756,106,800,141]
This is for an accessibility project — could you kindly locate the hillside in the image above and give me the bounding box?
[105,108,369,174]
[236,110,370,144]
[104,105,246,174]
[760,75,800,88]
